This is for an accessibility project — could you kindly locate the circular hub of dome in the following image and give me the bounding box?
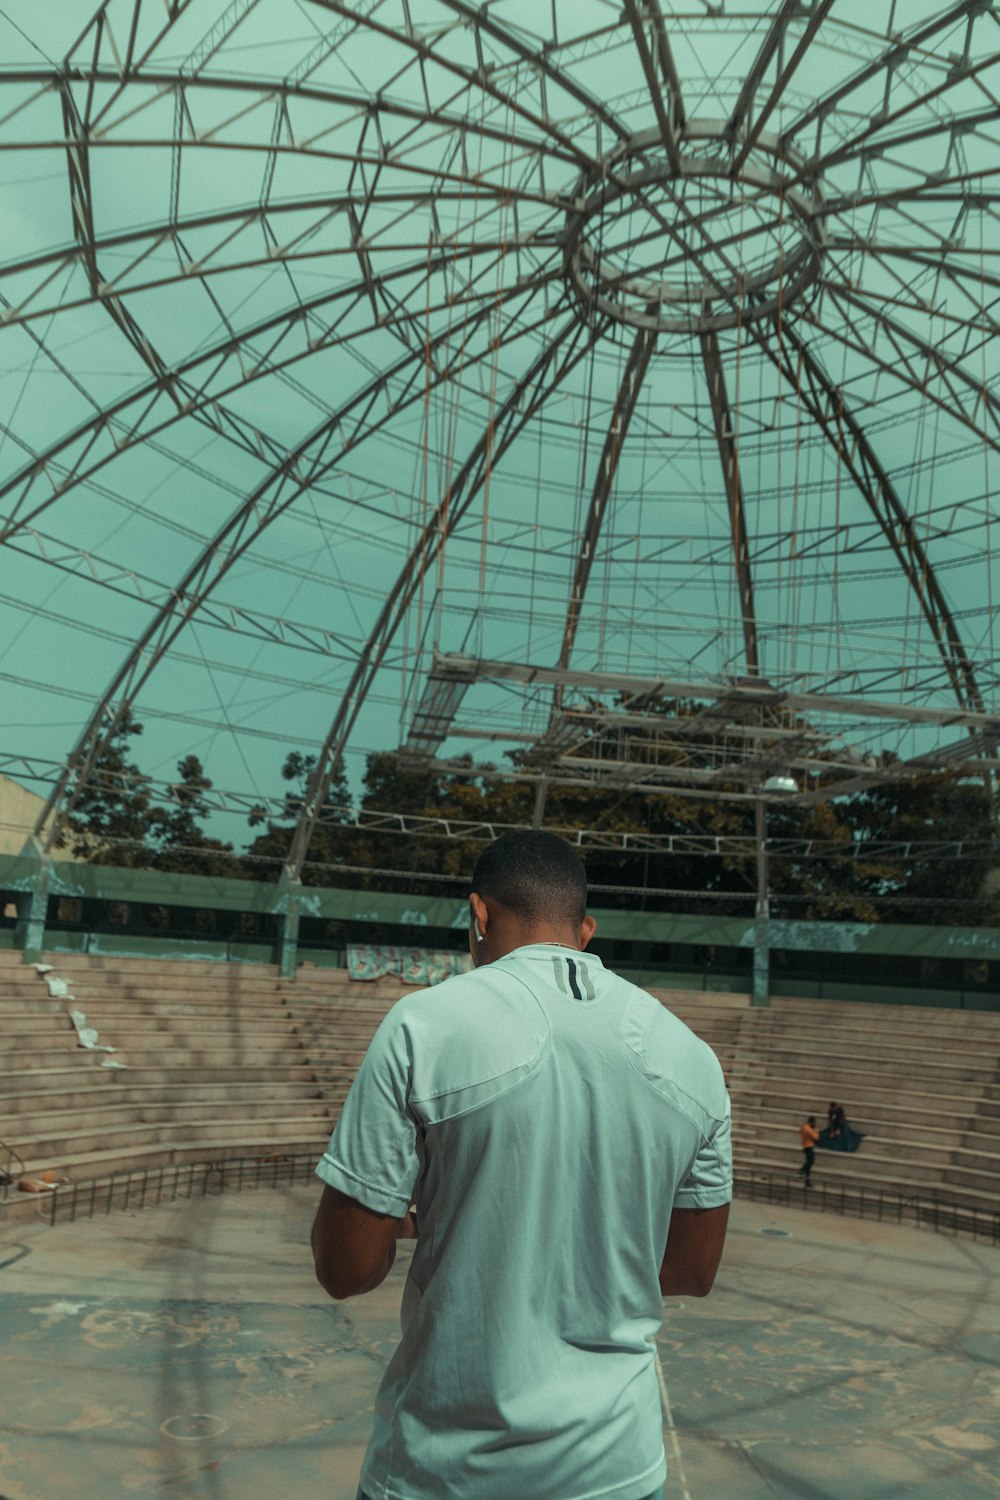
[565,123,827,336]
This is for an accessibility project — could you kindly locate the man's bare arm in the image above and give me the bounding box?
[658,1203,729,1297]
[311,1185,416,1301]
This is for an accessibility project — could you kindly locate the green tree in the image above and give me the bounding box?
[58,710,159,867]
[245,751,354,883]
[151,754,243,877]
[837,768,999,924]
[346,751,491,894]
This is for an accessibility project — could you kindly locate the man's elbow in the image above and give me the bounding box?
[313,1252,355,1301]
[659,1271,718,1299]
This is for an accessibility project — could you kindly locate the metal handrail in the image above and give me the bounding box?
[734,1169,1000,1245]
[0,1138,25,1203]
[41,1152,318,1225]
[20,1154,1000,1247]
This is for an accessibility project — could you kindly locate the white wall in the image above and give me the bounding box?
[0,773,79,859]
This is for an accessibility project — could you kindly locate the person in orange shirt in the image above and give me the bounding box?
[798,1116,820,1187]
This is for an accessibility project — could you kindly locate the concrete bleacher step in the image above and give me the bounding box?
[8,1096,333,1136]
[745,1038,998,1072]
[2,951,279,978]
[731,1089,980,1127]
[728,1038,1000,1074]
[729,1041,997,1078]
[28,1018,306,1043]
[759,999,1000,1028]
[3,956,997,1223]
[736,1151,1000,1214]
[734,1116,1000,1178]
[0,1064,318,1096]
[13,1134,327,1190]
[1,1080,328,1114]
[15,1114,330,1159]
[2,1013,298,1040]
[728,1059,996,1094]
[2,1044,308,1072]
[732,1110,966,1152]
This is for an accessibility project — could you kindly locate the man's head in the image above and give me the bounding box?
[808,1116,816,1126]
[468,830,596,966]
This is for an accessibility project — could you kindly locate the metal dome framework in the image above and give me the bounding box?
[0,0,998,880]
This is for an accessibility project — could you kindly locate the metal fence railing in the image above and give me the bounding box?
[0,1138,24,1204]
[13,1154,1000,1248]
[734,1169,1000,1246]
[39,1153,318,1226]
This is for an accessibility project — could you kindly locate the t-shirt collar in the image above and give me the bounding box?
[503,942,604,968]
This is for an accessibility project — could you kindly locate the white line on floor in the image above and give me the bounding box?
[654,1348,692,1500]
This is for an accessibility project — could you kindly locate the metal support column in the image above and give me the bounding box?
[752,799,770,1007]
[275,875,302,979]
[531,780,549,829]
[16,836,53,965]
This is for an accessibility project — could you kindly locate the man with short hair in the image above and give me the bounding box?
[312,830,732,1500]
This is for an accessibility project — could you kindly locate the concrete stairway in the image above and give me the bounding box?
[3,952,997,1222]
[726,996,1000,1212]
[275,967,416,1114]
[0,950,335,1217]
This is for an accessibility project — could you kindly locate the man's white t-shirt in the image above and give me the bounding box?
[316,942,732,1500]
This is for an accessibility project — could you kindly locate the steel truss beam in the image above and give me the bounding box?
[732,319,986,718]
[612,152,992,723]
[280,311,611,883]
[426,657,1000,734]
[728,0,834,174]
[623,0,684,172]
[411,751,999,805]
[436,0,632,156]
[3,526,364,663]
[819,282,1000,451]
[0,65,578,172]
[779,1,992,160]
[58,81,179,403]
[0,138,552,235]
[796,302,1000,465]
[558,325,657,678]
[6,750,993,865]
[698,327,759,676]
[63,0,197,79]
[825,237,1000,297]
[0,199,560,330]
[31,281,564,852]
[801,47,1000,187]
[313,0,611,171]
[308,0,700,286]
[0,253,559,547]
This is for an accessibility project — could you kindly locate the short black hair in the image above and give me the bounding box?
[471,830,587,925]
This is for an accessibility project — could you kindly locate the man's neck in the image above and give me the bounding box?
[490,929,584,959]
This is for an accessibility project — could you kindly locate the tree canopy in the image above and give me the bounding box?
[57,712,1000,925]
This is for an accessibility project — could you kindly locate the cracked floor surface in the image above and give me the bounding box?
[1,1188,998,1498]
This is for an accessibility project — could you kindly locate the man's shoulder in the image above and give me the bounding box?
[384,963,542,1040]
[380,966,544,1113]
[617,981,728,1112]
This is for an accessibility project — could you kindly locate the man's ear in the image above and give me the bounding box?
[580,915,597,948]
[470,891,489,936]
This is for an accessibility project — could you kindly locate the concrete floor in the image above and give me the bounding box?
[1,1188,998,1499]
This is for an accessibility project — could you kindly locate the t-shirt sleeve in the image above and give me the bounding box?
[673,1077,733,1210]
[315,1003,421,1217]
